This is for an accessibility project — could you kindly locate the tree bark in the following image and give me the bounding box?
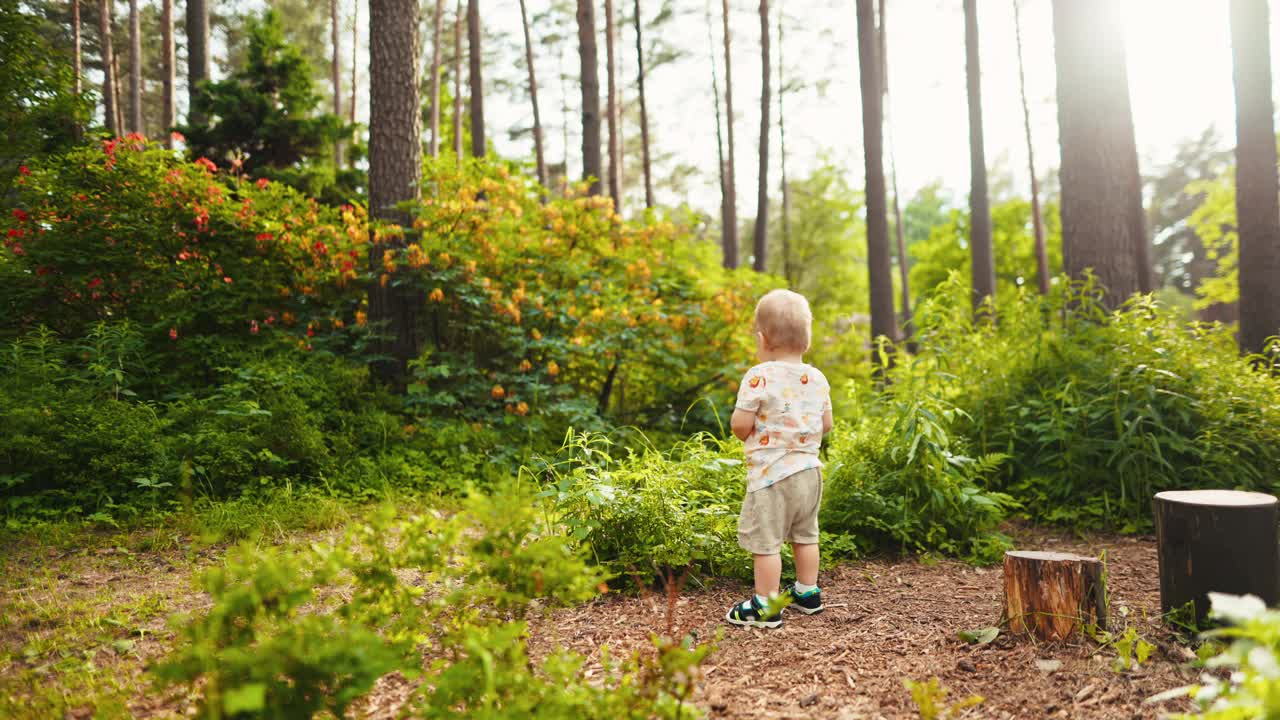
[429,0,445,158]
[368,0,424,386]
[72,0,82,96]
[634,0,653,209]
[161,0,174,143]
[605,0,622,210]
[331,0,343,166]
[706,0,730,266]
[99,0,117,134]
[1154,490,1279,624]
[453,0,463,159]
[1051,0,1148,310]
[751,0,770,272]
[1003,551,1107,641]
[112,35,124,133]
[518,0,546,187]
[577,0,602,194]
[128,0,141,133]
[965,0,995,314]
[467,0,485,158]
[856,0,898,351]
[1230,0,1280,356]
[186,0,209,127]
[720,0,739,268]
[350,0,358,127]
[777,1,790,282]
[1014,0,1049,295]
[880,0,912,343]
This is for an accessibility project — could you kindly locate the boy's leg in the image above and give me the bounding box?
[753,553,782,598]
[792,542,819,587]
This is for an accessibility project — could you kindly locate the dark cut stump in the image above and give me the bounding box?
[1003,550,1107,641]
[1154,489,1279,624]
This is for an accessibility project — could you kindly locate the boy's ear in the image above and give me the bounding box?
[756,331,769,350]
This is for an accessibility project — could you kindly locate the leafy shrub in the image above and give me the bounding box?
[154,487,714,718]
[901,275,1280,531]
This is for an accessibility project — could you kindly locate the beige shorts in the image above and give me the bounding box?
[737,468,823,555]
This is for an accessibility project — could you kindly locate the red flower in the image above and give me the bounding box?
[18,166,30,176]
[169,327,178,340]
[11,209,27,222]
[256,177,270,189]
[87,278,103,290]
[250,320,260,334]
[312,240,328,255]
[256,232,273,241]
[222,276,233,284]
[10,243,24,256]
[170,131,185,144]
[6,229,21,237]
[306,326,315,337]
[194,157,217,173]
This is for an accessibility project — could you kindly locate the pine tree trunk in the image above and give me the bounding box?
[1013,0,1049,295]
[1051,0,1147,310]
[1230,0,1280,356]
[721,0,739,268]
[453,0,463,159]
[751,0,770,272]
[161,0,174,143]
[965,0,995,314]
[72,0,82,96]
[706,0,729,264]
[880,0,912,342]
[128,0,141,133]
[331,0,343,166]
[604,0,622,210]
[577,0,602,195]
[350,0,358,127]
[467,0,485,158]
[777,1,790,282]
[429,0,445,158]
[856,0,898,352]
[634,0,653,209]
[186,0,209,127]
[112,37,124,133]
[518,0,546,187]
[99,0,117,134]
[368,0,424,386]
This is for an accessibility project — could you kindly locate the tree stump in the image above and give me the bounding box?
[1003,550,1107,641]
[1154,489,1278,624]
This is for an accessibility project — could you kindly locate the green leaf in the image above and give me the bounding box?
[222,683,267,714]
[957,626,999,645]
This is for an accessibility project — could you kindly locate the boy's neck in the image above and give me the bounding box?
[759,351,804,364]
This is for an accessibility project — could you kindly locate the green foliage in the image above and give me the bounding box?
[903,677,984,719]
[154,488,713,719]
[0,0,92,189]
[1151,593,1280,717]
[1186,173,1239,309]
[180,10,357,202]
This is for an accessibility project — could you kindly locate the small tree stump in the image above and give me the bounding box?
[1003,550,1107,641]
[1154,489,1278,624]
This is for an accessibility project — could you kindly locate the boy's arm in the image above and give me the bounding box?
[730,408,756,441]
[821,407,834,434]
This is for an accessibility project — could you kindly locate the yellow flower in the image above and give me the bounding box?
[519,359,532,372]
[547,361,560,377]
[531,328,543,340]
[355,310,368,326]
[515,401,529,416]
[491,385,506,399]
[590,307,606,321]
[429,288,445,302]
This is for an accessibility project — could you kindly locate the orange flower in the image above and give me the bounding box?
[547,361,560,377]
[515,401,529,416]
[403,424,417,436]
[531,328,543,340]
[380,273,390,288]
[491,385,506,399]
[429,288,445,302]
[355,310,368,326]
[519,359,532,372]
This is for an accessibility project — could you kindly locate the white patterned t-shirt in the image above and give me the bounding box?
[735,361,831,493]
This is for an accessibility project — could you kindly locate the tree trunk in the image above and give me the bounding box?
[777,1,790,282]
[1230,0,1280,356]
[350,0,358,127]
[467,0,485,158]
[128,0,141,133]
[72,0,82,96]
[706,0,730,266]
[429,0,445,158]
[1013,0,1049,295]
[604,0,622,210]
[721,0,739,268]
[576,0,602,194]
[634,0,653,209]
[965,0,995,314]
[368,0,424,386]
[1051,0,1147,310]
[1154,490,1279,624]
[1003,551,1107,641]
[331,0,343,166]
[161,0,174,143]
[186,0,209,127]
[518,0,546,187]
[99,0,117,134]
[856,0,898,351]
[112,36,125,133]
[453,0,463,159]
[751,0,770,272]
[880,0,912,343]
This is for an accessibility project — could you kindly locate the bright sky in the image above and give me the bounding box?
[467,0,1279,217]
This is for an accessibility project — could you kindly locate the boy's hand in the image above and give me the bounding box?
[730,408,756,441]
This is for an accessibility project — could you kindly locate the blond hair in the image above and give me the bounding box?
[753,289,812,352]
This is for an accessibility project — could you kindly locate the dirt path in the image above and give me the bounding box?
[530,530,1199,719]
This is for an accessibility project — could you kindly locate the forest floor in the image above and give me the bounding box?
[0,522,1202,719]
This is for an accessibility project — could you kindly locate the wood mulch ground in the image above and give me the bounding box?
[529,526,1201,719]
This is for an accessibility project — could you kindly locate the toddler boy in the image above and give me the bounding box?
[725,289,832,629]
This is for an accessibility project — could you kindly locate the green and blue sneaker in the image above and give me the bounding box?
[785,584,824,614]
[725,596,784,629]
